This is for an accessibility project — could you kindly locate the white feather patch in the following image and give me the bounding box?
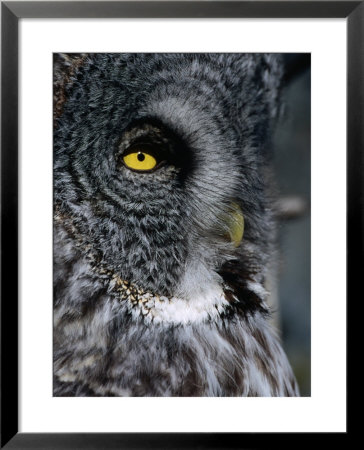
[127,282,230,325]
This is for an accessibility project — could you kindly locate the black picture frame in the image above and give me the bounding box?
[1,1,358,448]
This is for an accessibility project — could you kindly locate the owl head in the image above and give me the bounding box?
[54,53,283,316]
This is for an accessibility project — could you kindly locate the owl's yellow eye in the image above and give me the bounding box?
[122,150,158,172]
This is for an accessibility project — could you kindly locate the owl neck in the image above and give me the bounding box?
[93,260,269,326]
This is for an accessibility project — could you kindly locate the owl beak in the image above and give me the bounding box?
[224,202,244,248]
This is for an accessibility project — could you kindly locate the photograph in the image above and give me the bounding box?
[53,53,310,397]
[1,0,354,444]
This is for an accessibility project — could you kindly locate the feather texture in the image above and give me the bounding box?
[54,53,299,396]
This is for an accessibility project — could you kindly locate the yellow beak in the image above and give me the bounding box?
[225,202,244,248]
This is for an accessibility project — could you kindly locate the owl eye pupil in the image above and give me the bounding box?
[121,147,159,172]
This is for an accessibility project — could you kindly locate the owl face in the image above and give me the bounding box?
[54,53,281,302]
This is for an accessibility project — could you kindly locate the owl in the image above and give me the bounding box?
[53,53,299,397]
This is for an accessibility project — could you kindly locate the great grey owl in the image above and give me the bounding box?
[54,53,299,397]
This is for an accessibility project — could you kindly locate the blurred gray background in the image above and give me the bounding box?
[273,54,311,396]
